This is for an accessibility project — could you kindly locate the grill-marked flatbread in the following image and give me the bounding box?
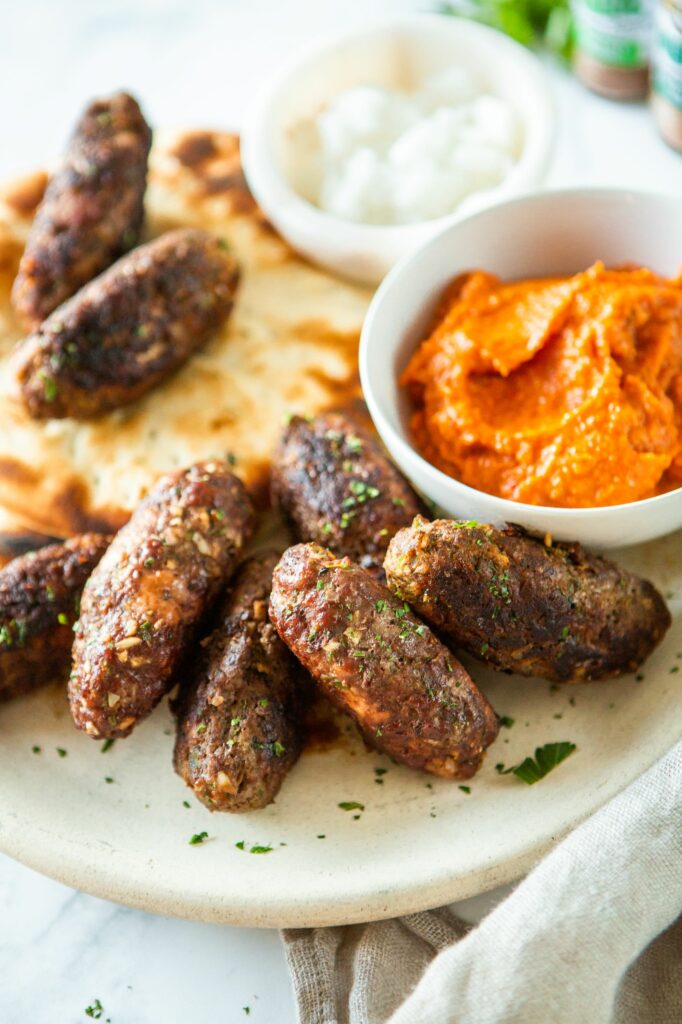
[0,130,370,536]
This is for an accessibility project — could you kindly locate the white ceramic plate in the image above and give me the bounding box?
[0,531,679,928]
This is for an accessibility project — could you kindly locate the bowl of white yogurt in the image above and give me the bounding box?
[241,14,553,284]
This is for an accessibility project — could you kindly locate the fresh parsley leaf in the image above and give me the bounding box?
[498,742,576,784]
[338,801,364,812]
[85,999,104,1019]
[101,738,115,753]
[189,831,209,845]
[499,715,515,729]
[250,844,274,854]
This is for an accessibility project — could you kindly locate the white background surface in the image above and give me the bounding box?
[0,1,679,1022]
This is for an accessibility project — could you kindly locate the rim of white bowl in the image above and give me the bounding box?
[359,185,682,521]
[241,13,554,240]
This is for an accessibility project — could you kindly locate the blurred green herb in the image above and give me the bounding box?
[441,0,574,60]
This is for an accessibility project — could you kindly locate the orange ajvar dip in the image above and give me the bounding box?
[401,263,682,508]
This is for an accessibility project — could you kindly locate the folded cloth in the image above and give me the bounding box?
[282,741,682,1024]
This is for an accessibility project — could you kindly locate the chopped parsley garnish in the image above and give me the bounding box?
[56,747,67,758]
[234,840,274,854]
[458,785,471,794]
[243,1009,251,1017]
[453,519,478,529]
[45,585,55,601]
[317,834,326,839]
[338,801,364,812]
[273,741,286,757]
[348,480,380,502]
[496,742,576,784]
[183,800,191,808]
[101,738,115,753]
[375,599,387,613]
[143,557,155,568]
[316,579,326,590]
[189,832,209,845]
[104,776,114,784]
[480,641,490,655]
[561,625,570,640]
[57,612,69,625]
[85,998,104,1019]
[499,715,515,729]
[39,372,58,402]
[346,435,363,453]
[392,497,405,507]
[0,619,28,648]
[258,698,269,708]
[321,521,333,534]
[138,620,154,642]
[196,722,207,734]
[32,745,41,754]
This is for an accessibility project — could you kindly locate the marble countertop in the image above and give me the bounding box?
[0,2,677,1021]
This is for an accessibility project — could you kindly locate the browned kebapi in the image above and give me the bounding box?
[271,412,424,575]
[384,517,672,683]
[269,543,499,779]
[0,534,111,703]
[14,228,240,419]
[69,461,254,739]
[11,92,152,331]
[174,551,304,812]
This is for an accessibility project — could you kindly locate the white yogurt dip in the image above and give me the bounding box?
[311,68,519,226]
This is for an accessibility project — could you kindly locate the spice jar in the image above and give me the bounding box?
[652,0,682,149]
[572,0,654,100]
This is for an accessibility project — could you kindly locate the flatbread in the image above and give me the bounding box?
[0,130,371,536]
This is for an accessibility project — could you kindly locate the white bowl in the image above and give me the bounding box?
[360,188,682,549]
[241,14,553,285]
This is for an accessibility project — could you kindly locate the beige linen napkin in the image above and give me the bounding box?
[283,741,682,1024]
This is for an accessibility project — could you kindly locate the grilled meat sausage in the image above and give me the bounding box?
[269,543,499,779]
[0,534,111,702]
[384,517,672,683]
[174,551,303,812]
[15,228,240,419]
[11,92,152,330]
[69,461,254,739]
[271,413,424,576]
